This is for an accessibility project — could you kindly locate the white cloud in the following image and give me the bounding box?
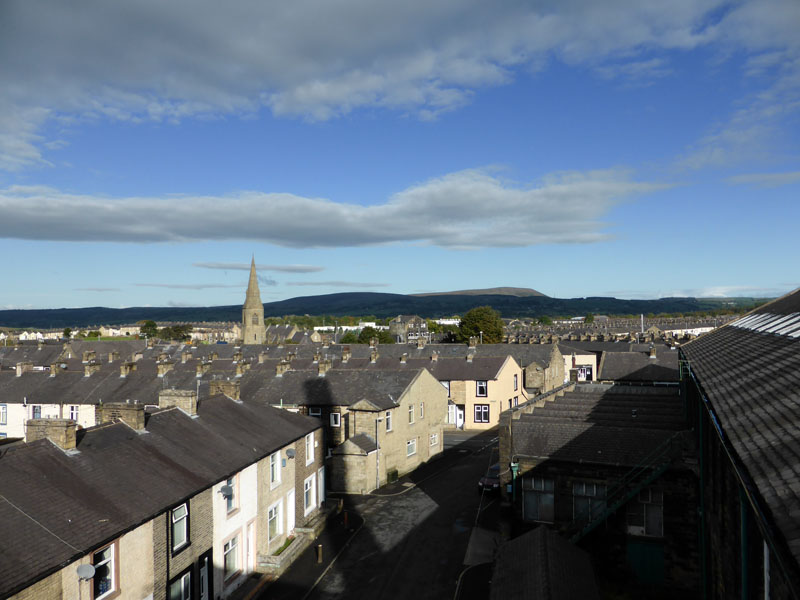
[134,283,243,290]
[286,281,390,288]
[0,169,669,248]
[0,0,770,171]
[726,170,800,187]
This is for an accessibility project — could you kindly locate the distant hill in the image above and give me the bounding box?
[0,292,769,329]
[413,287,546,297]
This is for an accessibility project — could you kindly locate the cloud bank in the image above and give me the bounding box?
[0,169,668,248]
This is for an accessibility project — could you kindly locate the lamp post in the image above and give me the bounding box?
[375,416,383,491]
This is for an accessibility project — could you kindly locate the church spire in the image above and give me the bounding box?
[243,256,262,308]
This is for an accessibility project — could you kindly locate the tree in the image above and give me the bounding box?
[537,315,552,326]
[139,320,158,339]
[357,326,394,344]
[458,306,504,344]
[62,327,72,339]
[584,313,595,324]
[339,331,358,344]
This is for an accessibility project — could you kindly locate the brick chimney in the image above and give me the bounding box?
[159,389,198,416]
[417,337,426,349]
[131,351,143,362]
[82,350,96,363]
[210,351,219,361]
[400,353,407,364]
[157,361,174,377]
[108,351,120,363]
[232,351,243,363]
[26,418,77,450]
[258,352,269,364]
[209,379,240,401]
[181,350,192,364]
[96,401,146,430]
[196,361,211,377]
[466,353,474,363]
[369,337,378,348]
[649,344,657,359]
[276,360,291,376]
[50,362,64,377]
[16,361,33,377]
[286,351,296,362]
[342,346,351,363]
[120,362,137,377]
[84,362,101,377]
[158,352,168,362]
[235,361,251,377]
[468,336,478,348]
[313,350,321,363]
[431,352,438,362]
[370,348,379,363]
[318,358,332,376]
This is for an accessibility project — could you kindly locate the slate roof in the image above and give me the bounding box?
[490,526,600,600]
[598,348,679,383]
[511,384,685,467]
[331,432,376,455]
[0,395,321,597]
[681,288,800,567]
[0,343,65,369]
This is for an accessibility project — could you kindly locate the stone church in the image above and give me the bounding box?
[242,256,266,344]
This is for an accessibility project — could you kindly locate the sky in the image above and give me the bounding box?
[1,0,799,310]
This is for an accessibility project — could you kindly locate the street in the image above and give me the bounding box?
[261,428,501,600]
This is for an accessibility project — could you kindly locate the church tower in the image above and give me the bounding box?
[242,257,266,345]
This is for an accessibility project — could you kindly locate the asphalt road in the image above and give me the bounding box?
[297,428,501,600]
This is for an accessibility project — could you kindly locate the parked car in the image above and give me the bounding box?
[478,463,500,492]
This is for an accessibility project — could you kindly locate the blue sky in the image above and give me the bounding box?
[1,0,799,310]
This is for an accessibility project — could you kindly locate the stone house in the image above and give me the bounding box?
[681,290,800,599]
[389,314,428,343]
[0,391,324,600]
[329,368,448,493]
[498,383,699,595]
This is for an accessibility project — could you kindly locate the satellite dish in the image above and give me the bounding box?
[219,485,233,498]
[286,449,296,459]
[76,564,95,580]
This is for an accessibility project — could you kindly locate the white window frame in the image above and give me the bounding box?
[303,474,316,516]
[32,404,42,419]
[269,451,281,488]
[441,381,451,397]
[69,404,79,421]
[408,404,414,424]
[223,534,240,581]
[308,407,321,417]
[92,542,116,600]
[225,476,238,514]
[476,381,488,397]
[419,402,424,419]
[514,374,518,391]
[268,500,282,542]
[522,476,555,523]
[430,432,438,446]
[169,570,191,600]
[305,432,314,466]
[385,411,392,432]
[330,412,341,427]
[171,502,189,552]
[0,404,6,425]
[626,488,664,537]
[474,404,490,423]
[407,438,417,457]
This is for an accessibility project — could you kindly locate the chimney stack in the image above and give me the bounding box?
[158,389,198,416]
[84,362,101,377]
[16,361,33,377]
[276,360,291,376]
[369,337,378,348]
[431,352,438,362]
[26,418,77,450]
[196,361,211,377]
[400,353,407,364]
[468,336,478,348]
[82,350,96,363]
[95,401,146,430]
[370,348,379,363]
[157,361,174,377]
[318,358,332,376]
[181,350,192,364]
[209,379,240,401]
[120,362,137,377]
[417,337,425,349]
[108,351,120,363]
[258,351,269,364]
[341,346,351,363]
[466,353,474,363]
[649,344,657,359]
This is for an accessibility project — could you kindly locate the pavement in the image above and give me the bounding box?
[228,428,500,600]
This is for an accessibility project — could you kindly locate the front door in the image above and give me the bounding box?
[456,405,465,429]
[286,490,296,534]
[198,550,212,600]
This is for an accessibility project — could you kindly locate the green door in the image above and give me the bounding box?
[626,539,665,585]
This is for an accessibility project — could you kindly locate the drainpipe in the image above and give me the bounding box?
[741,487,749,600]
[698,383,708,600]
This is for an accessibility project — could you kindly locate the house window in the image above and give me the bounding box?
[385,411,392,432]
[305,432,314,466]
[573,482,607,520]
[0,404,6,425]
[522,476,555,523]
[268,500,282,542]
[407,438,417,456]
[92,542,116,599]
[419,402,424,419]
[514,374,518,391]
[252,314,258,325]
[308,407,321,417]
[476,381,488,397]
[626,488,663,537]
[168,570,191,600]
[304,474,316,516]
[441,381,450,397]
[32,405,42,419]
[474,404,490,423]
[270,452,281,487]
[408,404,414,424]
[223,535,239,580]
[225,476,238,514]
[171,503,189,553]
[330,412,341,427]
[514,396,519,407]
[430,432,438,446]
[69,405,79,421]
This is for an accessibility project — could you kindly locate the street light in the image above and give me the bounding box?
[375,417,383,491]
